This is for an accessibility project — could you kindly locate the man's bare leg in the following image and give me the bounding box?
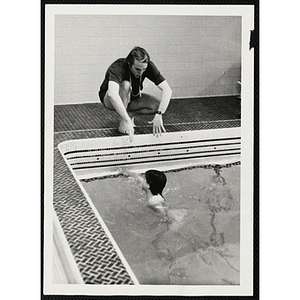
[103,80,135,134]
[117,81,136,133]
[103,85,161,134]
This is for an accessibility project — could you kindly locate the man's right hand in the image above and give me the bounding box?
[118,118,134,142]
[126,120,134,142]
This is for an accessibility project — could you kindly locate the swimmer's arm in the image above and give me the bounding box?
[119,168,144,183]
[130,172,144,183]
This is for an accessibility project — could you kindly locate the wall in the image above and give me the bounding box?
[55,15,241,104]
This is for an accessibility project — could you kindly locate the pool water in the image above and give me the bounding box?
[81,165,240,285]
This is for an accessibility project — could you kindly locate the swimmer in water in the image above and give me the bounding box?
[120,168,170,222]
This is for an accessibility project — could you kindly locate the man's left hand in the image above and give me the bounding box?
[149,114,166,137]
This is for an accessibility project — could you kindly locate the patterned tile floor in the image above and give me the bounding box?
[53,96,241,284]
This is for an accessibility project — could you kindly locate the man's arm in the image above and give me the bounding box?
[157,80,172,113]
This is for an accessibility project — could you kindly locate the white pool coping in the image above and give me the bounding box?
[58,128,241,180]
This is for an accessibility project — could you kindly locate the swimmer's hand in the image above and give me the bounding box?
[118,167,131,177]
[148,113,166,137]
[118,167,126,175]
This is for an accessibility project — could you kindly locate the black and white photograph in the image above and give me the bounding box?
[43,3,256,297]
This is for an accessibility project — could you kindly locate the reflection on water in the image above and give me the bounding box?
[200,165,234,248]
[81,164,240,285]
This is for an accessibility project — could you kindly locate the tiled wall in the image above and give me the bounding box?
[55,15,241,104]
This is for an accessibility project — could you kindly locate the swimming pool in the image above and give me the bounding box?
[81,164,240,285]
[56,128,241,285]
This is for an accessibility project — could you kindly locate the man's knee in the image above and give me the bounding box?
[120,80,131,93]
[127,93,160,114]
[145,99,159,113]
[151,98,160,110]
[145,94,160,110]
[103,92,115,110]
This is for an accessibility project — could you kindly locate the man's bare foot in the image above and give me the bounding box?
[118,119,134,142]
[118,118,135,134]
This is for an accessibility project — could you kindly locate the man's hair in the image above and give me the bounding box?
[126,46,150,66]
[145,170,167,196]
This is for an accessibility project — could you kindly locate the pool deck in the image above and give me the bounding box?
[53,96,241,284]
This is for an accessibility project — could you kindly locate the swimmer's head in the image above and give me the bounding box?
[145,170,167,196]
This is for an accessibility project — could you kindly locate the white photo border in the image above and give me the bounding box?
[43,3,256,297]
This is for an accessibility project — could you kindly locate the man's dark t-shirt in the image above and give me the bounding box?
[99,58,165,102]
